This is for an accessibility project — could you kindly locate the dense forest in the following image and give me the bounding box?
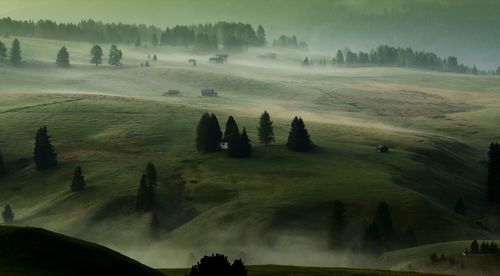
[0,17,266,50]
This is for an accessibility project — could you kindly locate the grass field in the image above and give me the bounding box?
[0,36,500,272]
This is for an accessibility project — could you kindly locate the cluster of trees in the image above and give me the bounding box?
[196,111,314,157]
[328,200,416,255]
[467,240,499,255]
[160,22,266,51]
[487,142,500,204]
[189,254,247,276]
[0,38,21,65]
[0,18,267,52]
[272,35,307,49]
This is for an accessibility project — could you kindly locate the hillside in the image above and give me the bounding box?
[0,226,162,276]
[0,36,499,269]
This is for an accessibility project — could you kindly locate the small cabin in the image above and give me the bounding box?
[376,144,389,153]
[219,142,229,150]
[164,90,180,96]
[209,57,224,64]
[201,89,218,97]
[188,59,197,66]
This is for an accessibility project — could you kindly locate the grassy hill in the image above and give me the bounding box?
[0,36,499,269]
[0,225,162,276]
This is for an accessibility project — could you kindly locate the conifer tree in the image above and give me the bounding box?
[33,126,58,170]
[0,151,5,176]
[9,38,21,65]
[238,128,252,158]
[472,65,478,75]
[454,198,466,215]
[373,201,394,239]
[336,50,344,64]
[0,40,6,59]
[487,143,500,203]
[328,200,347,249]
[71,166,86,191]
[56,46,70,67]
[196,113,211,153]
[207,114,223,152]
[258,111,275,146]
[153,54,157,61]
[136,174,149,212]
[231,259,248,276]
[224,116,239,138]
[228,128,242,158]
[470,240,479,254]
[108,44,123,66]
[287,117,313,152]
[256,25,266,46]
[2,204,14,223]
[146,162,157,187]
[90,45,103,66]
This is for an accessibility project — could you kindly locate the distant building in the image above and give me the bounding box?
[188,59,197,66]
[216,54,229,61]
[201,89,218,97]
[164,90,180,96]
[209,57,224,63]
[376,144,389,153]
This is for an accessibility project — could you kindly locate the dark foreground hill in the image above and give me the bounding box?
[0,226,163,276]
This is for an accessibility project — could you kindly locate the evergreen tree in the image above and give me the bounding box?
[487,143,500,203]
[151,33,159,46]
[470,240,479,254]
[9,38,21,65]
[136,174,149,211]
[328,200,347,249]
[286,117,313,152]
[33,126,58,170]
[90,45,103,66]
[70,166,86,192]
[238,128,252,158]
[472,65,478,75]
[153,54,157,61]
[256,25,266,46]
[224,116,239,138]
[454,198,466,215]
[146,162,157,187]
[336,50,344,64]
[0,40,6,59]
[228,128,241,158]
[258,111,275,146]
[231,259,248,276]
[2,204,14,223]
[56,46,70,67]
[0,151,5,176]
[108,44,123,66]
[207,114,223,152]
[196,113,211,153]
[373,201,394,239]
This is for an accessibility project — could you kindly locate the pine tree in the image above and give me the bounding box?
[373,201,394,239]
[71,166,86,191]
[287,117,313,152]
[487,143,500,203]
[56,46,70,67]
[470,240,479,254]
[454,198,466,215]
[2,204,14,223]
[207,114,223,152]
[472,65,478,75]
[328,200,346,249]
[224,116,239,138]
[336,50,344,64]
[258,111,275,146]
[256,25,266,46]
[0,40,6,59]
[0,151,5,176]
[90,45,103,66]
[33,126,58,170]
[228,128,241,158]
[238,128,252,158]
[108,44,123,66]
[146,162,157,187]
[136,174,154,212]
[9,38,21,65]
[153,54,158,61]
[231,259,248,276]
[152,33,159,46]
[196,113,211,153]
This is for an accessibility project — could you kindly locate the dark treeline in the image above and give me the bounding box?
[272,34,308,49]
[0,17,266,51]
[305,45,490,75]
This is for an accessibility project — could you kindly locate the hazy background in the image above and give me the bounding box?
[2,0,499,68]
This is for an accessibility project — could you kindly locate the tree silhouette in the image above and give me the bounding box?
[373,201,394,239]
[196,113,222,153]
[90,45,103,66]
[328,200,347,249]
[189,254,247,276]
[108,44,123,66]
[224,116,239,139]
[454,198,466,215]
[146,162,157,188]
[238,128,252,158]
[9,38,21,65]
[0,40,6,59]
[287,117,313,152]
[33,126,58,170]
[362,222,383,255]
[258,111,275,146]
[71,166,86,192]
[56,46,70,67]
[2,204,14,223]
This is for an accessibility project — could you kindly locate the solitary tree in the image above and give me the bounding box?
[9,38,21,65]
[2,204,14,223]
[0,151,5,176]
[0,40,6,59]
[108,44,123,66]
[328,200,347,249]
[454,198,466,215]
[56,46,70,67]
[287,117,313,152]
[257,111,275,146]
[33,126,58,170]
[71,166,86,191]
[90,45,103,66]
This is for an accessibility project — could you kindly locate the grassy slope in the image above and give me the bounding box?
[0,36,499,268]
[0,226,162,276]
